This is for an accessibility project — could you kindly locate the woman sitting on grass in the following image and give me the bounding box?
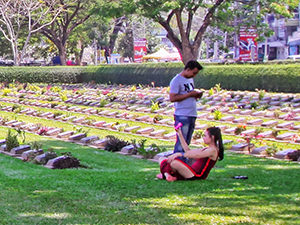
[158,126,224,181]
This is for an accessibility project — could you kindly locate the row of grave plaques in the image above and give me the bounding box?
[1,96,299,144]
[0,114,299,162]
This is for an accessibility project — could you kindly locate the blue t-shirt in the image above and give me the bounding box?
[170,74,197,117]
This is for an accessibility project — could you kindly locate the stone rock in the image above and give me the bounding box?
[136,127,154,134]
[220,116,235,122]
[45,128,63,136]
[153,150,173,161]
[34,151,58,165]
[276,122,294,129]
[261,120,278,127]
[247,119,263,125]
[80,135,99,144]
[10,145,31,155]
[251,146,268,155]
[0,144,7,151]
[92,139,108,148]
[163,132,176,139]
[286,150,300,161]
[57,131,74,138]
[22,149,44,161]
[274,149,296,159]
[276,132,297,140]
[45,155,80,169]
[120,145,136,154]
[149,129,166,137]
[124,126,141,132]
[69,133,87,141]
[231,143,254,152]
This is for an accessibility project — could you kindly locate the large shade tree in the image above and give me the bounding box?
[39,0,96,65]
[0,0,62,65]
[134,0,298,64]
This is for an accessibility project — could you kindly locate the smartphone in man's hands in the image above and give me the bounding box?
[194,89,203,99]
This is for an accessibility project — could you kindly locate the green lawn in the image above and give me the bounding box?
[0,127,299,225]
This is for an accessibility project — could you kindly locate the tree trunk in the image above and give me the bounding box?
[180,47,199,65]
[109,16,126,53]
[12,41,19,66]
[59,44,67,66]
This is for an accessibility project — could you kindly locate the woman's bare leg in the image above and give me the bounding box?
[170,160,194,179]
[164,172,177,182]
[156,157,168,179]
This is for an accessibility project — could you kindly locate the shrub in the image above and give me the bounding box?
[5,129,19,152]
[265,144,281,156]
[193,130,204,139]
[105,135,129,152]
[213,110,223,120]
[234,125,247,135]
[30,141,43,150]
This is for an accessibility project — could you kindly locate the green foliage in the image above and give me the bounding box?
[2,88,11,96]
[137,142,166,159]
[265,143,281,156]
[0,63,299,93]
[208,88,214,96]
[214,83,222,93]
[104,135,130,152]
[30,141,43,150]
[5,129,19,151]
[213,110,223,120]
[99,99,108,107]
[250,101,259,109]
[256,89,266,100]
[193,130,204,140]
[153,115,163,123]
[12,104,22,113]
[234,124,247,135]
[150,101,160,113]
[60,91,68,102]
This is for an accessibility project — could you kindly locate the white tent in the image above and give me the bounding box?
[143,48,181,61]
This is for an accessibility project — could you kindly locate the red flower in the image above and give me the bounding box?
[102,90,110,95]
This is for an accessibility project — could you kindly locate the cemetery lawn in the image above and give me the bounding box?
[0,130,299,225]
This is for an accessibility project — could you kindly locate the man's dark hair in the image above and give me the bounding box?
[184,60,203,70]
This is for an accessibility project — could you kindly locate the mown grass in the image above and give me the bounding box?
[0,127,299,224]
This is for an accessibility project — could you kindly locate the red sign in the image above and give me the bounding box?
[239,27,258,61]
[134,38,147,62]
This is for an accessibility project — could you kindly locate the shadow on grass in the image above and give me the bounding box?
[0,138,299,224]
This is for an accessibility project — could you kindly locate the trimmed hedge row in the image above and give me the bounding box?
[197,64,300,93]
[0,63,299,93]
[0,66,83,83]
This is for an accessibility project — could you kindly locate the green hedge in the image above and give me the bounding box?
[0,63,299,93]
[0,66,83,83]
[197,64,300,92]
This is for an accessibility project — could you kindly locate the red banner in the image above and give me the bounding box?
[239,27,258,61]
[134,38,147,63]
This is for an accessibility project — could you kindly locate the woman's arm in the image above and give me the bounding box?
[167,147,215,163]
[183,148,214,159]
[176,128,190,152]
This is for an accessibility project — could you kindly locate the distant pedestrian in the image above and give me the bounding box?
[105,47,110,64]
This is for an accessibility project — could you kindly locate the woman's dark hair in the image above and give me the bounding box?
[184,60,203,71]
[207,126,224,161]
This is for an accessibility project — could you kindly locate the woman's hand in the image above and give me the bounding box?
[174,122,182,132]
[167,152,182,163]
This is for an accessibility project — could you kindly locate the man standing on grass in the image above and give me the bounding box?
[169,60,203,163]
